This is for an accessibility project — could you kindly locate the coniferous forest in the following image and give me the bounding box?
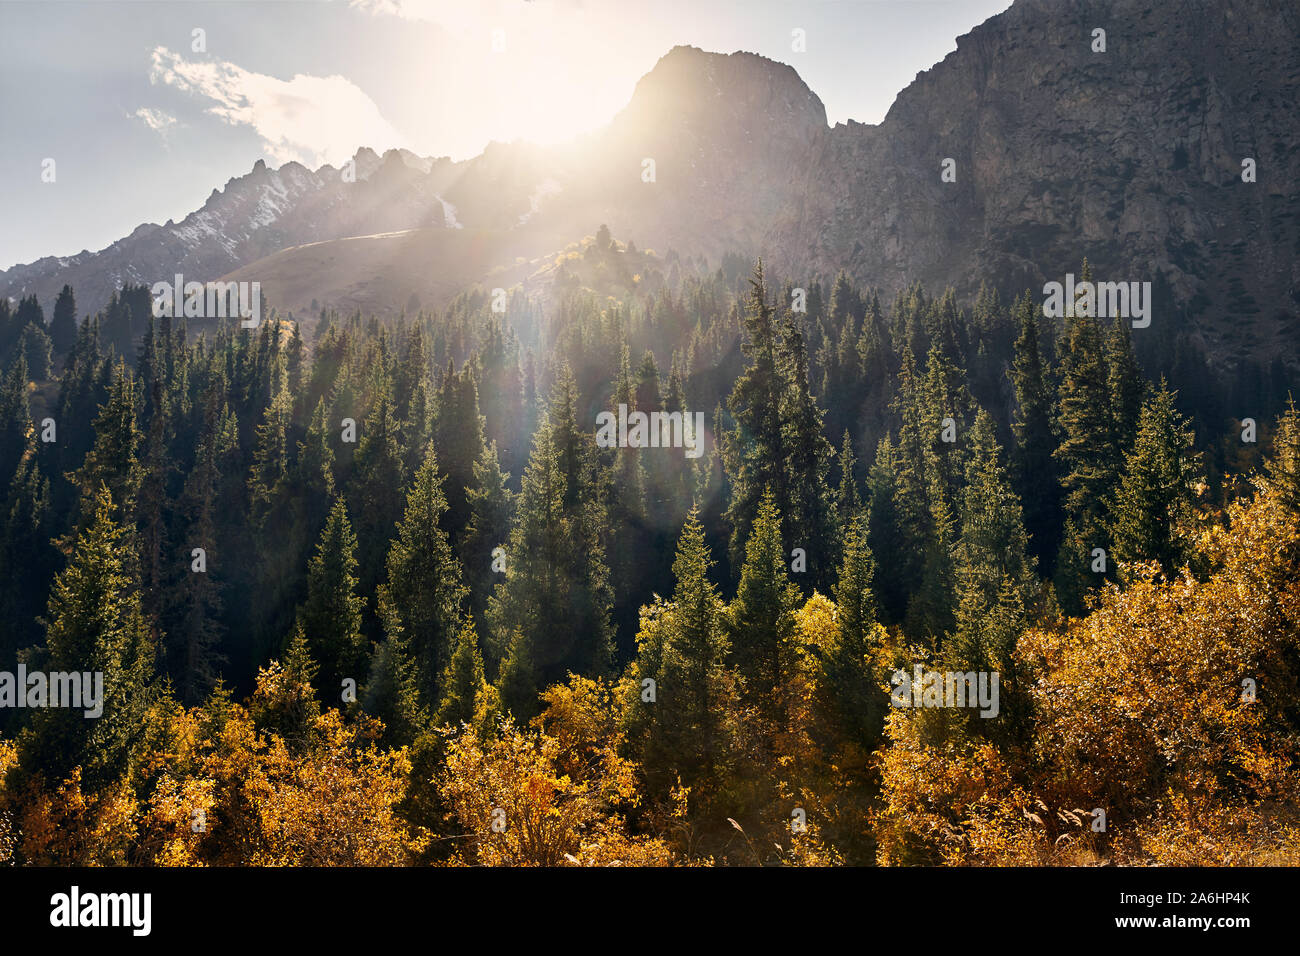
[1,241,1298,867]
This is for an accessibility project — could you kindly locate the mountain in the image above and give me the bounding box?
[771,0,1300,364]
[3,0,1296,363]
[0,148,460,316]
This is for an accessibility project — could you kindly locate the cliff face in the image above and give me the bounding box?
[4,0,1297,362]
[586,45,831,255]
[775,0,1300,362]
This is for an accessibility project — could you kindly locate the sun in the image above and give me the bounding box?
[480,55,606,146]
[479,32,634,148]
[399,0,644,155]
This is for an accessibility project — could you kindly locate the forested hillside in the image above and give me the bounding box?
[0,232,1296,865]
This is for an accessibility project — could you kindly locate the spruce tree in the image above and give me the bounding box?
[365,585,427,744]
[905,466,957,644]
[823,514,886,750]
[68,359,143,533]
[20,323,53,379]
[835,430,862,531]
[298,498,367,703]
[722,261,789,569]
[168,389,230,705]
[660,361,695,524]
[0,419,53,662]
[726,491,799,727]
[638,508,732,792]
[295,397,336,537]
[247,365,305,663]
[21,487,155,790]
[779,309,838,592]
[922,292,974,506]
[1106,313,1145,452]
[635,351,663,421]
[890,346,940,632]
[855,291,894,456]
[433,360,486,540]
[393,322,426,428]
[349,383,406,597]
[488,370,614,714]
[285,323,304,410]
[950,411,1036,670]
[0,356,31,484]
[1010,290,1061,573]
[137,378,175,633]
[1110,382,1200,576]
[8,295,43,361]
[384,446,469,712]
[402,378,433,478]
[461,441,516,624]
[1053,264,1119,613]
[248,374,292,533]
[866,434,908,624]
[52,317,107,497]
[435,620,497,731]
[607,342,649,621]
[252,624,322,752]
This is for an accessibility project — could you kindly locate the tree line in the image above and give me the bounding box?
[0,233,1296,865]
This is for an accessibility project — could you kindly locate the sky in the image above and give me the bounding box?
[0,0,1013,271]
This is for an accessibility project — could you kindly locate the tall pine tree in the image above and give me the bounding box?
[297,498,367,703]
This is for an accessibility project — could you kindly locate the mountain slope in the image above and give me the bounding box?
[4,0,1297,363]
[773,0,1300,362]
[0,148,456,315]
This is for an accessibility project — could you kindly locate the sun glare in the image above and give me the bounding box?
[403,0,642,154]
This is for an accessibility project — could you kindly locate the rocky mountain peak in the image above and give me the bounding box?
[619,45,827,137]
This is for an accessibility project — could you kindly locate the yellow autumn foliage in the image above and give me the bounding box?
[876,480,1300,865]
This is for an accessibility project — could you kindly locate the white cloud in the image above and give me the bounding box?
[149,46,406,167]
[132,107,177,133]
